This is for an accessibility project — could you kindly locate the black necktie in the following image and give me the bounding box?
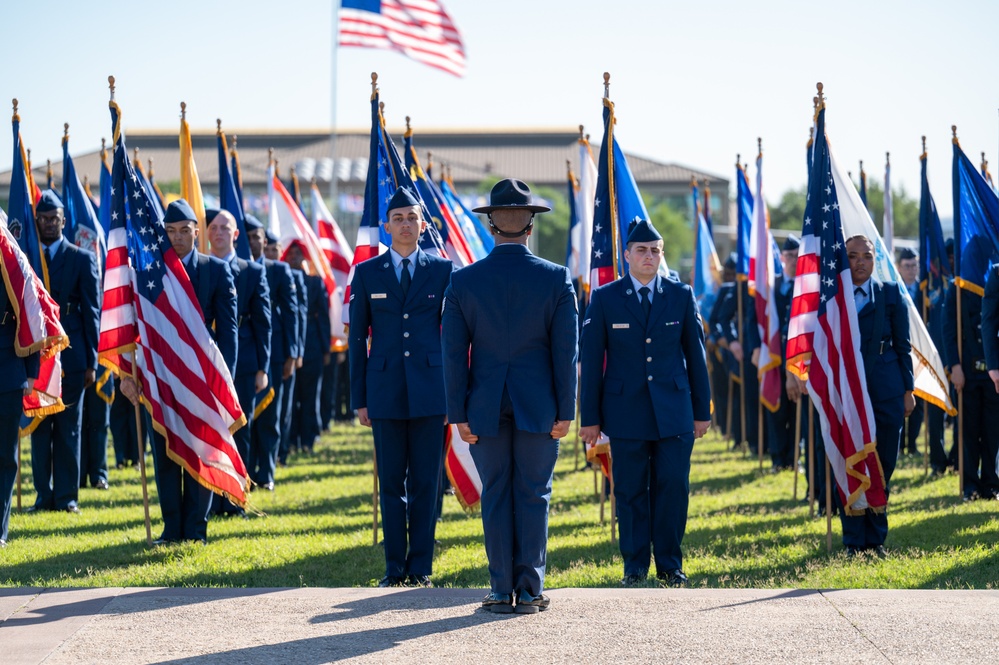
[854,287,864,295]
[639,286,651,322]
[44,246,52,264]
[400,258,412,297]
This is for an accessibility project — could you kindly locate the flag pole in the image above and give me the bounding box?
[737,280,747,457]
[825,455,833,553]
[609,457,617,544]
[953,126,965,499]
[372,448,379,546]
[793,398,802,500]
[808,398,815,518]
[15,439,21,511]
[132,363,153,547]
[921,188,931,476]
[726,374,734,446]
[329,0,340,226]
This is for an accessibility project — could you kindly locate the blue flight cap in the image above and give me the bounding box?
[782,234,800,251]
[898,247,917,261]
[265,229,278,244]
[724,252,738,270]
[36,189,64,213]
[205,208,221,224]
[625,218,662,244]
[386,187,420,212]
[244,214,264,231]
[163,199,198,225]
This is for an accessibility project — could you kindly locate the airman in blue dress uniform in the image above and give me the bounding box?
[350,187,454,588]
[579,218,711,587]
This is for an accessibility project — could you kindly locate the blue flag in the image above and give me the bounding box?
[98,143,112,236]
[859,162,868,209]
[565,165,579,269]
[9,110,46,283]
[918,146,951,295]
[440,177,492,257]
[231,143,245,211]
[382,117,446,256]
[735,162,753,278]
[217,129,251,260]
[692,180,720,303]
[134,156,165,222]
[62,131,107,270]
[952,137,999,294]
[402,127,463,261]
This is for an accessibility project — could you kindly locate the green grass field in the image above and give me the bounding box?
[3,424,996,589]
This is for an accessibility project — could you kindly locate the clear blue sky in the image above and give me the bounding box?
[4,0,998,222]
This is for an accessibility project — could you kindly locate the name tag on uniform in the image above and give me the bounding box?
[664,320,680,326]
[612,323,629,329]
[371,293,388,299]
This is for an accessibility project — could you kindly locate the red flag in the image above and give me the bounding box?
[748,150,782,412]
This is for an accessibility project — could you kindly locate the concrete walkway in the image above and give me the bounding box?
[2,587,997,664]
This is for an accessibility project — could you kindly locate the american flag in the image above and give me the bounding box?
[786,99,885,515]
[339,0,466,78]
[748,150,783,412]
[99,98,249,507]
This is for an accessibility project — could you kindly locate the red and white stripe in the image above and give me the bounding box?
[269,167,341,349]
[339,0,466,77]
[748,153,782,412]
[444,424,482,509]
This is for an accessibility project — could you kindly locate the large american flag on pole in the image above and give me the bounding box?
[786,92,885,516]
[339,0,466,77]
[98,92,249,507]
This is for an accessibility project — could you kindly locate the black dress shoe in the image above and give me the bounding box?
[95,479,110,490]
[377,576,406,588]
[514,590,550,614]
[25,505,49,514]
[481,592,514,613]
[873,545,888,559]
[845,546,861,557]
[620,573,647,587]
[657,569,688,587]
[406,574,433,588]
[63,505,82,514]
[260,482,275,492]
[0,539,6,548]
[151,538,179,547]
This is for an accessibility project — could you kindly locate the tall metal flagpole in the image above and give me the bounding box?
[330,1,340,221]
[920,141,931,476]
[953,126,965,498]
[736,155,748,457]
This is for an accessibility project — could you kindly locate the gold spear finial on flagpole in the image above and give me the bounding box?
[952,125,959,145]
[585,133,590,142]
[603,72,611,98]
[133,146,140,167]
[579,124,584,141]
[63,122,69,140]
[148,157,155,177]
[427,151,433,172]
[46,159,53,185]
[757,137,763,158]
[886,151,890,167]
[921,135,927,158]
[180,101,186,121]
[859,159,864,173]
[405,115,411,132]
[816,82,824,103]
[371,72,378,94]
[12,98,18,121]
[108,76,115,101]
[311,175,317,186]
[982,152,988,170]
[268,147,274,167]
[690,175,697,188]
[101,137,106,153]
[216,118,222,135]
[736,154,741,169]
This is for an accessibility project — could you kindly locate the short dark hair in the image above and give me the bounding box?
[845,234,873,248]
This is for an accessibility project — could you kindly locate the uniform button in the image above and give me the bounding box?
[403,332,410,338]
[403,313,409,319]
[646,338,652,344]
[647,357,652,362]
[647,375,653,381]
[404,351,410,357]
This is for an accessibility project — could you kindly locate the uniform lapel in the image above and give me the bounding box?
[620,278,647,326]
[404,249,432,305]
[380,254,405,302]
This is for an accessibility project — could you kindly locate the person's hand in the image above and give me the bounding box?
[255,371,268,393]
[786,372,802,402]
[550,420,571,440]
[903,391,916,417]
[357,407,371,427]
[751,348,760,368]
[579,425,601,446]
[694,420,711,439]
[950,364,965,392]
[456,422,478,445]
[296,357,304,369]
[84,368,96,388]
[120,376,140,406]
[282,357,295,380]
[24,378,36,398]
[990,369,999,394]
[730,340,743,363]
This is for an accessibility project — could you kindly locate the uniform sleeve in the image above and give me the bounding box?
[943,282,959,370]
[252,265,272,371]
[347,266,370,411]
[441,275,470,424]
[983,268,999,370]
[890,286,914,392]
[681,286,712,422]
[81,250,102,372]
[550,268,578,422]
[316,278,331,354]
[579,288,607,428]
[281,264,300,360]
[215,260,239,378]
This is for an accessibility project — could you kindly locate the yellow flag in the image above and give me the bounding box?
[179,102,207,251]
